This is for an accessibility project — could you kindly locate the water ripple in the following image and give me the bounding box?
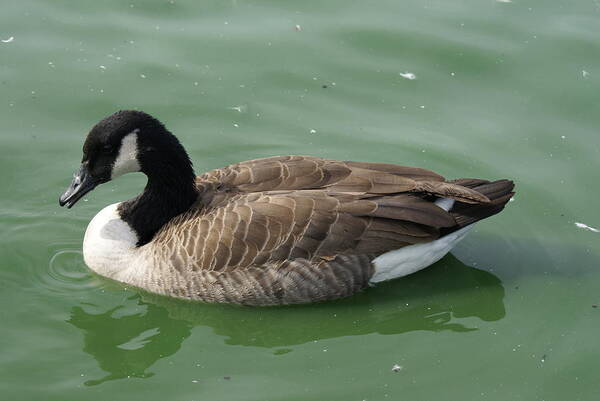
[41,246,101,294]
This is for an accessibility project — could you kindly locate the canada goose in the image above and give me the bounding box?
[59,110,515,306]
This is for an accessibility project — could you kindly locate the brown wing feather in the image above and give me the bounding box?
[146,156,513,304]
[169,156,507,272]
[153,190,448,272]
[196,156,492,204]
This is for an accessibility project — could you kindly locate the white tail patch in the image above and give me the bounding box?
[370,225,472,283]
[434,197,455,212]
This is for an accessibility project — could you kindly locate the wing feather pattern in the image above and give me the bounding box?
[145,156,514,305]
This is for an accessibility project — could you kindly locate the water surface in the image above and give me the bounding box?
[1,1,599,400]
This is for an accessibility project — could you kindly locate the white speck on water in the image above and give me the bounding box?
[392,364,403,372]
[496,0,512,3]
[295,24,302,31]
[233,123,239,128]
[419,105,425,109]
[575,222,600,233]
[582,70,590,78]
[224,21,229,25]
[561,135,566,139]
[99,65,106,70]
[192,380,199,383]
[509,197,515,202]
[193,81,199,86]
[309,129,317,134]
[228,105,246,113]
[399,72,416,80]
[48,61,55,68]
[1,36,14,43]
[140,74,146,79]
[451,72,456,76]
[331,82,336,86]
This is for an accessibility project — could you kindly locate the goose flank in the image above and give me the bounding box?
[59,110,515,305]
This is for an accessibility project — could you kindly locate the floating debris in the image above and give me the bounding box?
[582,70,590,78]
[541,354,547,362]
[223,376,231,380]
[399,72,416,80]
[496,0,512,3]
[1,36,14,43]
[140,74,147,79]
[295,24,302,32]
[99,65,106,70]
[309,129,317,134]
[228,105,247,113]
[575,222,600,233]
[392,364,403,372]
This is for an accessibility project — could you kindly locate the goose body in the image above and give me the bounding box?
[60,111,515,306]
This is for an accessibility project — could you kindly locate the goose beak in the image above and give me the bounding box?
[59,164,99,208]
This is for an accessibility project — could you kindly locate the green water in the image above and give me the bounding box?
[1,0,599,400]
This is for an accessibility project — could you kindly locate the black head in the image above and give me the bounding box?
[59,110,194,208]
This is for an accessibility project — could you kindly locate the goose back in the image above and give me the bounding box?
[132,156,514,305]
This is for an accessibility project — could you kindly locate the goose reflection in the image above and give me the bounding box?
[67,299,192,386]
[68,254,504,385]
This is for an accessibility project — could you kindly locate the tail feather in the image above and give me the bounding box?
[445,179,515,228]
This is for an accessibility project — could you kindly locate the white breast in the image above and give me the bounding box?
[83,203,143,281]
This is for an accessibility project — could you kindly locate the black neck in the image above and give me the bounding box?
[118,157,198,247]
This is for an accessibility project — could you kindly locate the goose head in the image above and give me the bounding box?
[59,110,193,208]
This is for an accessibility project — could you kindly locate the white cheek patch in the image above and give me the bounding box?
[111,130,141,179]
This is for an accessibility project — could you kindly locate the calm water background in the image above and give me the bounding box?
[1,1,599,400]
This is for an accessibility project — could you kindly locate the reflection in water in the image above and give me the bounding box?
[67,299,192,386]
[68,254,504,385]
